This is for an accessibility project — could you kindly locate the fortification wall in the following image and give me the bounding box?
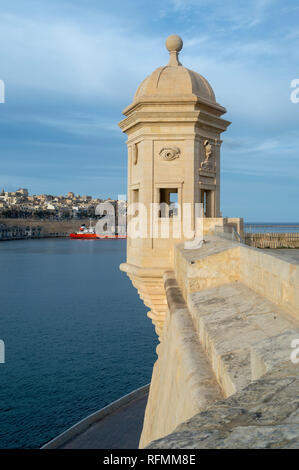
[0,218,92,236]
[239,245,299,320]
[139,273,222,448]
[140,238,299,448]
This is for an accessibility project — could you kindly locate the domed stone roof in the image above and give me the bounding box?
[134,35,216,103]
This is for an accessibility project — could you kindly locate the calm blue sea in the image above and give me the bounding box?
[0,238,157,449]
[244,223,299,234]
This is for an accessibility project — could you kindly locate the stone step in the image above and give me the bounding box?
[187,281,297,397]
[147,361,299,449]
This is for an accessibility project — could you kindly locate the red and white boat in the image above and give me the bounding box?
[70,223,97,239]
[70,223,126,239]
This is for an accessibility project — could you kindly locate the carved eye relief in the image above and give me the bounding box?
[159,147,181,161]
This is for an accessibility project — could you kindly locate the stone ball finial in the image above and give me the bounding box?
[166,35,183,53]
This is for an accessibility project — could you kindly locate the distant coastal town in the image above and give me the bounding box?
[0,188,126,219]
[0,188,127,240]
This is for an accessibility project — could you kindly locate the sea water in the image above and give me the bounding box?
[0,238,157,448]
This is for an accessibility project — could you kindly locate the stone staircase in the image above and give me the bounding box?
[147,360,299,449]
[187,281,298,397]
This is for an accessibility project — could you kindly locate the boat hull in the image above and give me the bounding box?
[69,233,127,239]
[69,233,98,239]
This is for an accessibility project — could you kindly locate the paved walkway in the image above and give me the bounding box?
[263,249,299,265]
[58,394,148,449]
[42,386,149,449]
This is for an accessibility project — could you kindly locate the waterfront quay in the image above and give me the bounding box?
[0,219,90,241]
[0,224,42,241]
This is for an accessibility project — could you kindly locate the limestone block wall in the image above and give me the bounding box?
[174,239,240,300]
[239,246,299,320]
[173,239,298,320]
[0,218,91,236]
[139,273,222,448]
[202,217,224,235]
[123,219,239,339]
[141,237,299,448]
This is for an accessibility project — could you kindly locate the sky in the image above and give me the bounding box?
[0,0,298,222]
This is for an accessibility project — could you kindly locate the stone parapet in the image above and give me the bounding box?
[140,237,299,448]
[139,272,222,448]
[239,245,299,319]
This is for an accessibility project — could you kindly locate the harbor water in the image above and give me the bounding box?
[0,238,157,448]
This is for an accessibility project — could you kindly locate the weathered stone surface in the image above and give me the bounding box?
[239,245,299,319]
[119,35,233,338]
[139,273,222,448]
[141,238,299,448]
[264,249,299,265]
[147,364,299,449]
[251,330,299,380]
[175,241,241,300]
[187,281,295,396]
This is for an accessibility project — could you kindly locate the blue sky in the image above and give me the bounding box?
[0,0,298,222]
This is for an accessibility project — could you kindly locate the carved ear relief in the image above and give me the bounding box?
[159,146,181,161]
[132,144,138,165]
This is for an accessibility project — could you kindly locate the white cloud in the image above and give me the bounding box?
[0,12,162,103]
[1,2,298,183]
[1,5,297,132]
[168,0,277,29]
[34,114,119,136]
[222,133,299,179]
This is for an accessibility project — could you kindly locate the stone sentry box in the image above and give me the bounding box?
[119,35,231,337]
